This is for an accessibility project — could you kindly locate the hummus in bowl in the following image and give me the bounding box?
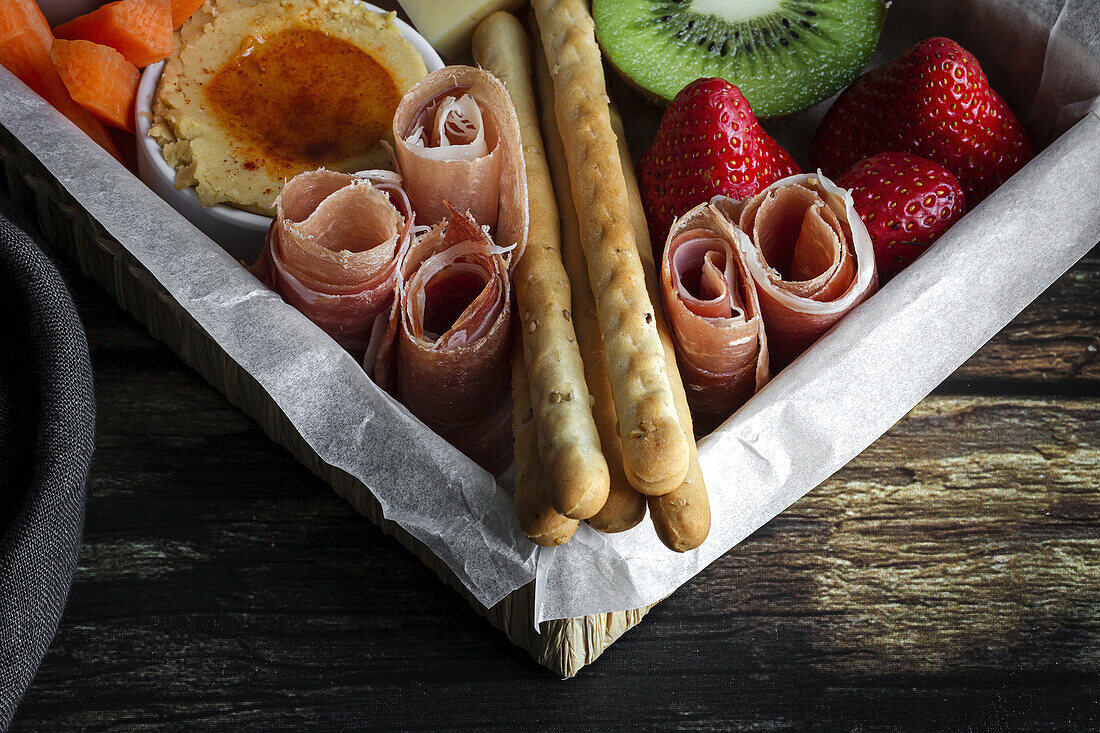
[146,0,432,217]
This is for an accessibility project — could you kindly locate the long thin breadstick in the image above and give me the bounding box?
[472,12,609,520]
[532,0,688,496]
[534,25,646,534]
[534,21,707,548]
[512,337,580,546]
[609,106,711,552]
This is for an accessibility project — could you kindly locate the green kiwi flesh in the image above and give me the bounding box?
[593,0,887,117]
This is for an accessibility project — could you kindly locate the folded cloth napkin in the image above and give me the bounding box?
[0,190,94,729]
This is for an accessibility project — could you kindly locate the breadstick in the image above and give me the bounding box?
[532,0,688,495]
[472,12,609,520]
[609,105,711,552]
[533,29,646,534]
[511,337,580,546]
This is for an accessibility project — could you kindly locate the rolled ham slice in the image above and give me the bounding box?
[253,169,415,360]
[392,66,527,264]
[661,204,769,432]
[713,173,879,370]
[374,204,514,475]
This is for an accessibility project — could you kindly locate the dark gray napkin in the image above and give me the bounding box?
[0,190,94,729]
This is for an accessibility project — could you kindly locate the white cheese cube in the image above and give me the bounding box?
[398,0,528,60]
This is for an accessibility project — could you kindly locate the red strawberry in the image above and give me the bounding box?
[837,152,966,281]
[638,78,800,251]
[812,37,1033,206]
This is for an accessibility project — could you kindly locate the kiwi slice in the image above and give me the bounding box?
[594,0,887,117]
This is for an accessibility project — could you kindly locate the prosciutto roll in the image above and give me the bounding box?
[375,204,514,475]
[714,173,879,370]
[661,204,769,431]
[392,66,528,263]
[254,169,415,359]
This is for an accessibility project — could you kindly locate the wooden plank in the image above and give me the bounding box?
[691,394,1100,676]
[12,270,1099,730]
[5,0,1096,715]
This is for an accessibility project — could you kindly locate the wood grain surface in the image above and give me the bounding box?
[9,0,1100,724]
[9,244,1098,731]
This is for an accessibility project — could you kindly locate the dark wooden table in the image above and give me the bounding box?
[7,0,1100,722]
[8,239,1099,729]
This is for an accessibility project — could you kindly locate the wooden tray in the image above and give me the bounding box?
[0,122,653,679]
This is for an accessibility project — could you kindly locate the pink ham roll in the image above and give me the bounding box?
[374,204,514,474]
[392,66,527,265]
[714,173,879,370]
[661,203,769,432]
[253,169,415,360]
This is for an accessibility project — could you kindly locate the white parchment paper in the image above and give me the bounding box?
[0,76,538,610]
[0,0,1096,625]
[534,0,1100,623]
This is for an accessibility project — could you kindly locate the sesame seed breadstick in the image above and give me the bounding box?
[534,29,646,534]
[512,337,580,546]
[473,12,609,520]
[532,0,688,495]
[608,105,711,552]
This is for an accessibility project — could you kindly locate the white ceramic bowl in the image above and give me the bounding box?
[135,3,445,262]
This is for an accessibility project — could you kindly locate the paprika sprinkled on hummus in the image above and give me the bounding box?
[150,0,426,215]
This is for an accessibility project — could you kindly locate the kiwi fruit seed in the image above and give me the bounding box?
[593,0,887,117]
